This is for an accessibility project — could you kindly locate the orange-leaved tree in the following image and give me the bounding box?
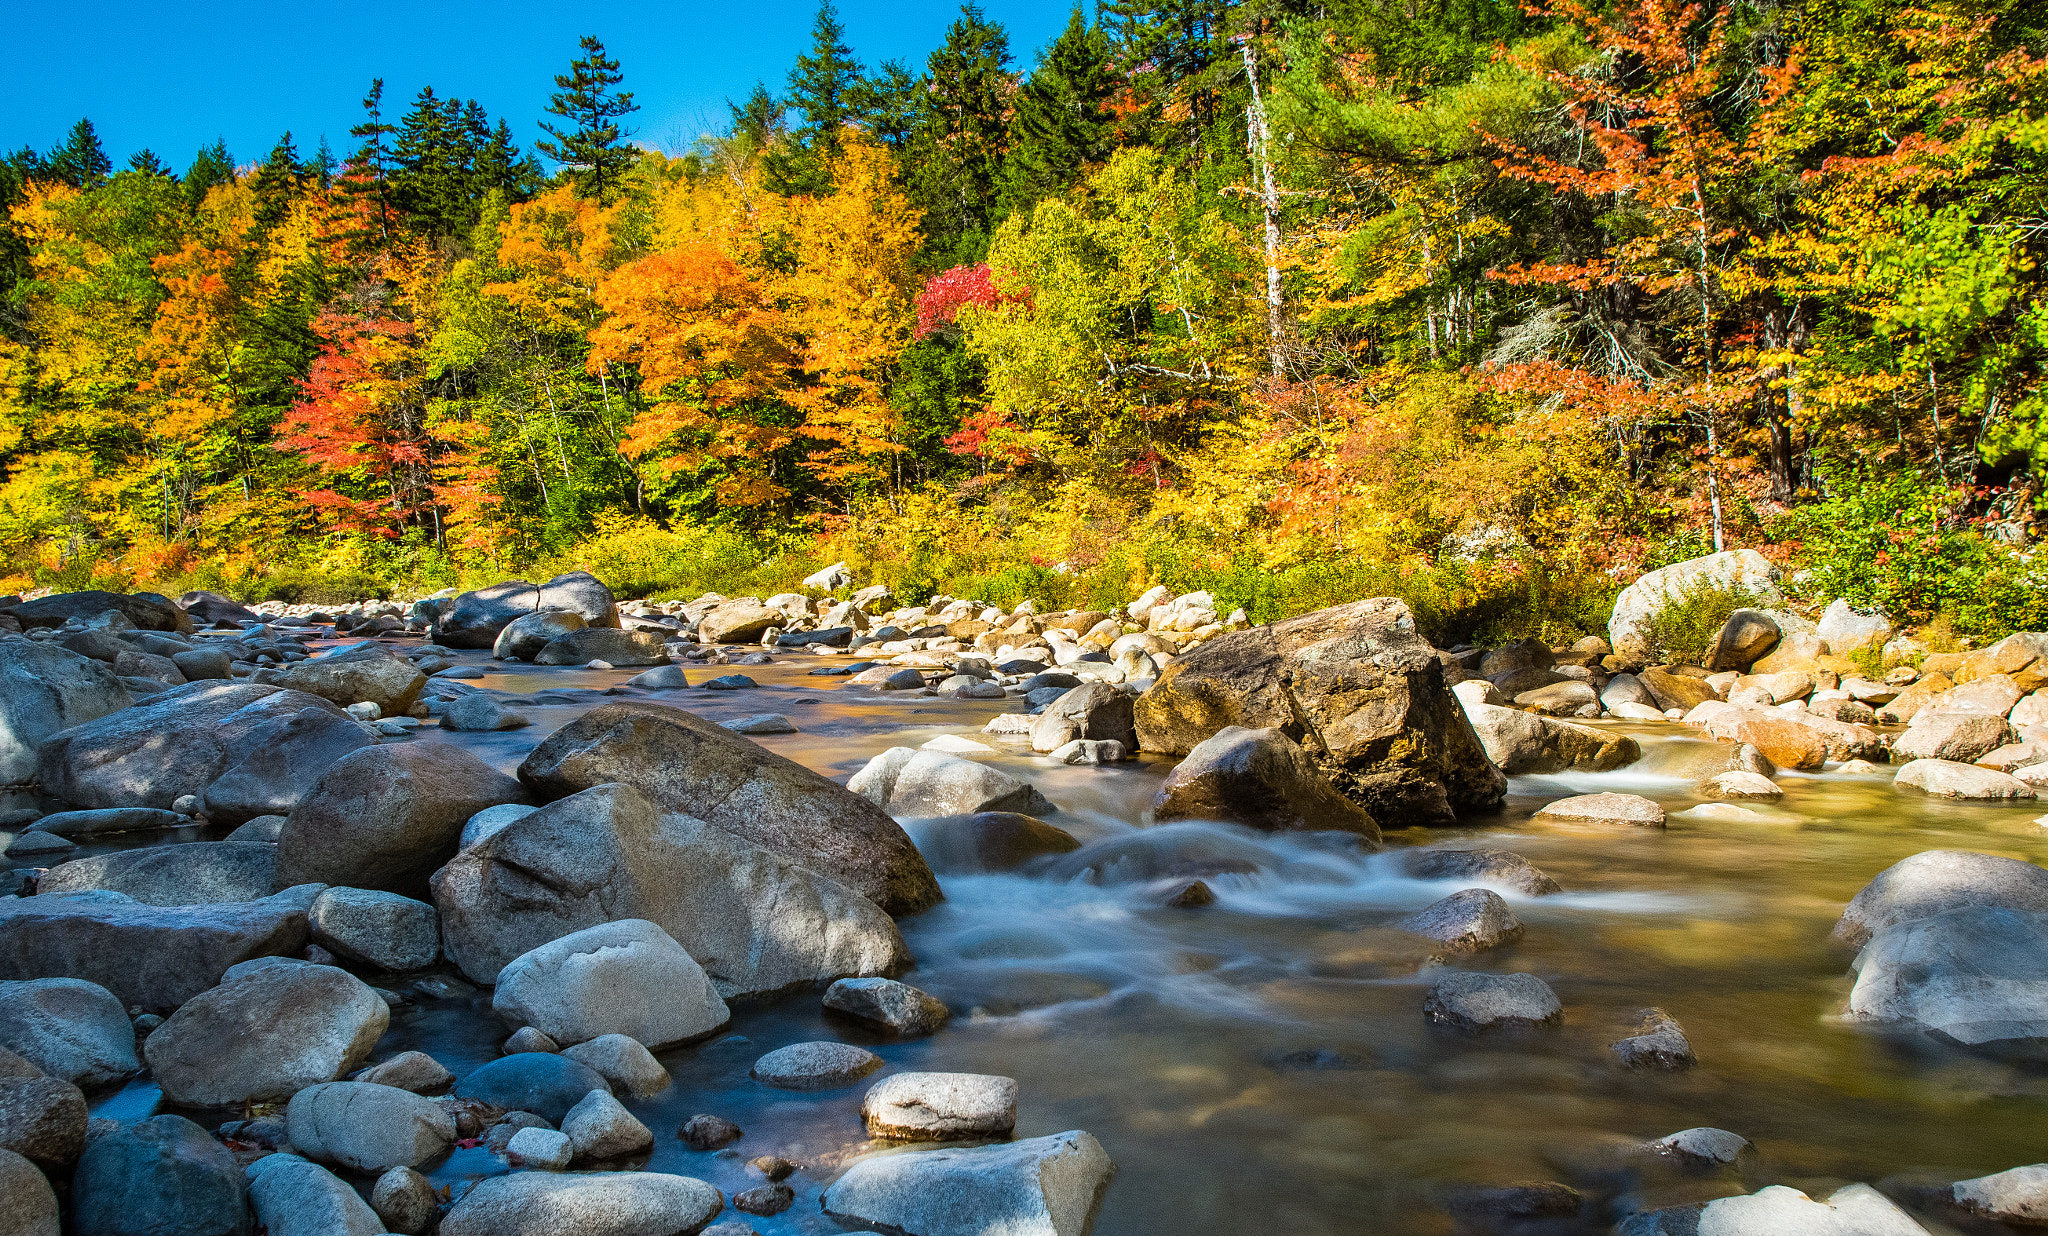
[1482,0,1795,549]
[587,244,798,508]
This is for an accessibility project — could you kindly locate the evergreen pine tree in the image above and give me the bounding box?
[183,139,233,211]
[346,80,398,241]
[475,118,533,198]
[907,4,1016,265]
[394,87,472,235]
[126,149,175,178]
[251,133,306,228]
[1003,7,1117,215]
[536,35,641,204]
[45,118,112,189]
[727,83,788,157]
[1099,0,1233,150]
[847,59,922,151]
[780,1,865,191]
[312,136,337,188]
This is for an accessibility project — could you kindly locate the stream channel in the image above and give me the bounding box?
[38,638,2048,1234]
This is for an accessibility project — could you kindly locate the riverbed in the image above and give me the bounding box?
[44,640,2048,1234]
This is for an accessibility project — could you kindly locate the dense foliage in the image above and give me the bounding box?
[6,0,2048,640]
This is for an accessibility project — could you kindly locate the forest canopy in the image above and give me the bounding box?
[5,0,2047,643]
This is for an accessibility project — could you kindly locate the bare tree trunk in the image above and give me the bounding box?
[1242,45,1284,378]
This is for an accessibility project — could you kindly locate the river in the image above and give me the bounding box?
[49,640,2048,1234]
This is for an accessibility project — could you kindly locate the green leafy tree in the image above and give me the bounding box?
[537,35,641,204]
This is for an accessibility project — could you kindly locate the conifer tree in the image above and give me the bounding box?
[778,1,865,191]
[46,118,112,189]
[183,139,233,211]
[727,84,789,157]
[848,60,922,151]
[1003,8,1117,214]
[907,4,1016,265]
[537,35,640,204]
[347,80,398,242]
[126,149,174,178]
[251,132,306,228]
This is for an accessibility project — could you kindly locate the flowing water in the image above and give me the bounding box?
[45,643,2048,1233]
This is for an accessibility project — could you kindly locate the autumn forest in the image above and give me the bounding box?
[4,0,2046,643]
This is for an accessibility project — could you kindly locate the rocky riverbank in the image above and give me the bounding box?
[0,551,2044,1233]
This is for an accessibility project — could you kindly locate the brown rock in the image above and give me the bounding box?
[1133,598,1504,826]
[1639,667,1719,712]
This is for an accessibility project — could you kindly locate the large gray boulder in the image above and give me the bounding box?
[1607,549,1782,666]
[1461,703,1639,774]
[5,590,189,633]
[178,590,260,625]
[1030,683,1137,753]
[200,707,374,824]
[849,747,1055,819]
[277,644,426,717]
[72,1114,250,1236]
[309,888,439,971]
[0,978,137,1087]
[144,959,389,1106]
[36,843,278,905]
[439,1171,723,1236]
[492,919,729,1047]
[0,889,311,1012]
[1150,726,1378,838]
[275,742,530,898]
[1835,850,2048,947]
[435,580,540,649]
[1133,598,1504,826]
[286,1081,455,1172]
[0,638,130,784]
[37,682,348,811]
[822,1130,1116,1236]
[433,782,909,998]
[245,1154,384,1236]
[1893,712,2017,764]
[493,609,586,660]
[534,628,670,666]
[1705,608,1783,671]
[1847,905,2048,1048]
[518,701,940,915]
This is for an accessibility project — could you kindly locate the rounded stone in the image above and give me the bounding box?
[492,919,729,1049]
[439,1170,723,1236]
[1531,792,1666,828]
[1700,770,1782,800]
[1423,971,1563,1030]
[751,1041,882,1091]
[861,1072,1019,1141]
[455,1053,609,1125]
[1398,888,1524,953]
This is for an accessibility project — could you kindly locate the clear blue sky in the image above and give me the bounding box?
[10,1,1078,172]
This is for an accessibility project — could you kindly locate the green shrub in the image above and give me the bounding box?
[1635,579,1767,667]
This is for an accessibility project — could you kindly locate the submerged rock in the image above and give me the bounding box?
[1403,849,1563,896]
[1424,972,1562,1030]
[1612,1008,1697,1070]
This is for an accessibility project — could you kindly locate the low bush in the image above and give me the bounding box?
[1635,580,1767,667]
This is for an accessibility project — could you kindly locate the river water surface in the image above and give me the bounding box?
[50,642,2048,1233]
